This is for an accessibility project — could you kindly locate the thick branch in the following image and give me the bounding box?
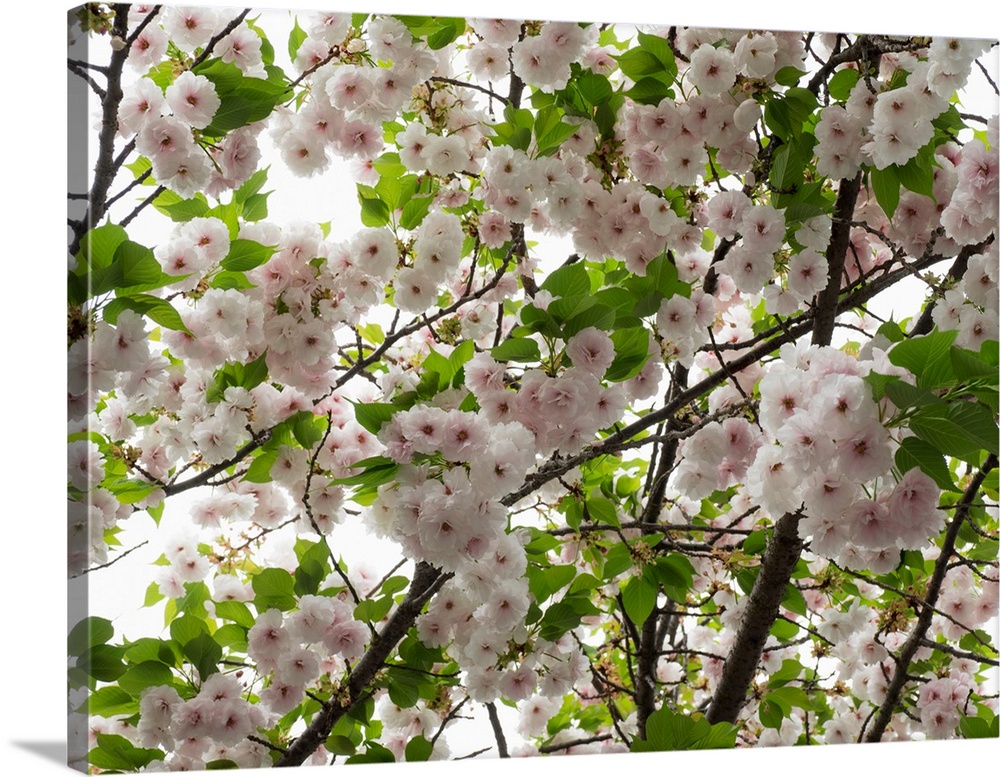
[812,173,862,346]
[865,455,997,742]
[275,562,450,766]
[706,511,805,724]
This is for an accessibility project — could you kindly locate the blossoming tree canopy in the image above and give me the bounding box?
[67,3,999,771]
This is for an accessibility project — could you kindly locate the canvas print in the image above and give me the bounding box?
[67,3,1000,772]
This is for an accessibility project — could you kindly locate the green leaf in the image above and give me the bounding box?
[633,706,737,752]
[117,661,174,696]
[743,530,768,556]
[491,337,542,362]
[184,633,223,679]
[519,303,563,338]
[358,187,391,227]
[781,584,808,617]
[827,68,861,101]
[884,380,945,410]
[214,600,256,629]
[169,615,207,646]
[888,330,958,389]
[221,239,277,271]
[288,19,307,61]
[233,168,269,204]
[910,402,999,460]
[877,320,907,343]
[426,17,465,50]
[106,477,158,504]
[564,303,616,337]
[152,190,210,221]
[206,759,240,770]
[870,167,900,220]
[602,542,634,579]
[770,618,800,641]
[292,411,327,449]
[241,192,270,221]
[326,735,357,756]
[759,694,785,728]
[960,714,994,739]
[354,595,394,623]
[951,346,1000,384]
[75,223,128,273]
[244,447,279,483]
[651,554,696,601]
[636,30,676,76]
[968,539,999,562]
[617,48,664,81]
[206,351,270,402]
[77,644,127,682]
[103,294,191,334]
[895,149,936,199]
[89,734,164,771]
[68,616,114,656]
[621,574,657,625]
[346,743,396,764]
[895,437,959,492]
[405,735,433,762]
[528,564,577,602]
[606,328,651,381]
[764,88,817,141]
[85,686,139,717]
[541,262,591,298]
[534,110,580,156]
[91,240,162,296]
[375,172,418,211]
[400,194,434,230]
[352,401,398,434]
[144,582,164,607]
[538,601,585,641]
[253,568,297,611]
[625,77,671,106]
[774,66,807,86]
[211,270,256,290]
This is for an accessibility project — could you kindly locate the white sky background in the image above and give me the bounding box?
[1,0,999,775]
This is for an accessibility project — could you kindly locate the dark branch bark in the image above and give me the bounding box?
[485,702,510,758]
[69,3,132,256]
[275,562,450,766]
[431,76,509,105]
[812,173,862,346]
[706,510,805,724]
[865,455,997,742]
[908,241,987,336]
[704,174,866,724]
[189,9,253,69]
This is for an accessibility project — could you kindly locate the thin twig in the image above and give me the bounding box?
[70,540,150,579]
[430,76,509,105]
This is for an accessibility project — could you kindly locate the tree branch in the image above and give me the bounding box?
[274,562,451,766]
[706,510,805,724]
[431,76,509,105]
[69,540,150,579]
[812,173,862,346]
[69,3,132,256]
[485,702,510,758]
[865,454,998,742]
